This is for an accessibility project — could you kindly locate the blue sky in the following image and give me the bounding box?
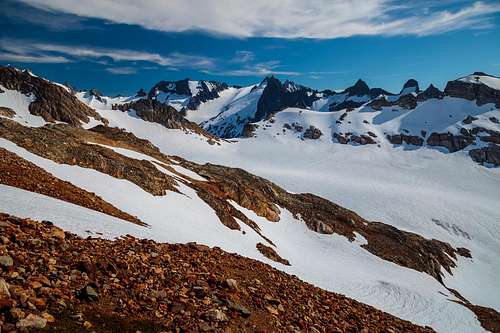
[1,0,499,95]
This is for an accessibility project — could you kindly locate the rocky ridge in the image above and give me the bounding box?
[149,79,229,110]
[0,66,104,126]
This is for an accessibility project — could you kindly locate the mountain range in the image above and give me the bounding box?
[0,65,499,332]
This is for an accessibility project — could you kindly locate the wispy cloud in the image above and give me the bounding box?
[0,53,70,63]
[0,0,91,31]
[0,39,216,70]
[205,60,300,77]
[17,0,500,39]
[231,51,255,63]
[105,66,137,75]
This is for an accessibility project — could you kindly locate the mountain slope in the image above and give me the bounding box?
[0,66,104,127]
[178,73,500,166]
[1,66,499,332]
[0,214,435,332]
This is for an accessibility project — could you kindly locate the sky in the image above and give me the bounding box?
[1,0,499,96]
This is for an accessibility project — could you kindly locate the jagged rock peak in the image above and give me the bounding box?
[136,88,147,97]
[89,88,103,97]
[417,84,445,101]
[149,78,228,98]
[261,75,281,86]
[401,79,420,94]
[345,79,370,97]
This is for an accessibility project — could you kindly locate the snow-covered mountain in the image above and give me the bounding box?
[1,65,499,332]
[148,78,229,111]
[128,72,500,166]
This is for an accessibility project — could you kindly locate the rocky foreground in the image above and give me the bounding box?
[0,213,434,333]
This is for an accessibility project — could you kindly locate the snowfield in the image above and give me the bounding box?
[73,95,500,331]
[0,139,487,332]
[0,74,499,332]
[0,85,47,127]
[459,73,500,90]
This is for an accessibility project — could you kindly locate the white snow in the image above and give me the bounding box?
[459,74,500,90]
[185,87,248,124]
[399,86,418,96]
[0,85,48,127]
[188,80,200,96]
[200,84,266,137]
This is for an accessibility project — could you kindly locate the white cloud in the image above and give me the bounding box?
[0,52,70,63]
[0,39,216,70]
[105,66,137,75]
[18,0,500,38]
[205,60,300,77]
[232,51,255,63]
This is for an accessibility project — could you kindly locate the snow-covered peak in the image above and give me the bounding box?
[458,72,500,90]
[188,80,201,96]
[283,80,300,93]
[400,79,419,96]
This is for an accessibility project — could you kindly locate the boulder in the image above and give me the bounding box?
[469,144,500,166]
[303,126,322,139]
[0,255,13,269]
[427,132,474,152]
[351,135,376,145]
[462,115,478,124]
[16,314,47,329]
[387,134,423,146]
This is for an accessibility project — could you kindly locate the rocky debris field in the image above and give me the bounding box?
[0,213,435,333]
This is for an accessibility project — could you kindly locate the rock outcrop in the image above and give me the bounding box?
[426,132,475,152]
[417,84,445,101]
[113,98,194,130]
[469,144,500,166]
[254,77,319,121]
[400,79,420,94]
[0,66,103,126]
[444,73,500,107]
[303,125,322,139]
[397,94,418,109]
[387,134,424,146]
[0,146,143,225]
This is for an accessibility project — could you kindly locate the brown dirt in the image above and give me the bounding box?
[0,213,434,333]
[0,107,15,118]
[0,147,144,226]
